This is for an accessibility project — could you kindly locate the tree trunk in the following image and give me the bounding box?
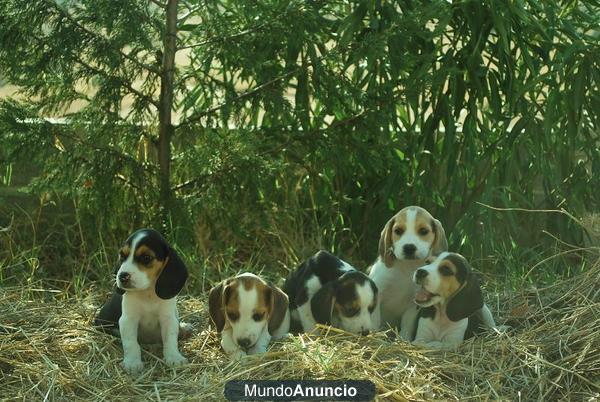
[158,0,178,230]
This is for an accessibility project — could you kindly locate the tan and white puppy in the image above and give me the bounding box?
[94,229,189,374]
[411,252,496,349]
[368,206,448,339]
[209,273,290,359]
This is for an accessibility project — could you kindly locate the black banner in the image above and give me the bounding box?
[224,380,375,401]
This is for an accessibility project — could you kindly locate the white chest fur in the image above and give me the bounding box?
[369,258,424,327]
[122,291,178,344]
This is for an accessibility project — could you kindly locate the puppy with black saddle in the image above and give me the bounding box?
[283,250,380,335]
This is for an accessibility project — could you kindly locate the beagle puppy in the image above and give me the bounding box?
[411,252,496,349]
[283,250,380,335]
[368,206,448,339]
[94,229,189,374]
[209,273,290,359]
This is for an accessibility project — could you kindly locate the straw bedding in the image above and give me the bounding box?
[1,258,598,401]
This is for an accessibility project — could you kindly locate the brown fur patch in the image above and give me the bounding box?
[119,246,130,258]
[224,276,271,320]
[380,207,441,266]
[133,245,166,282]
[389,207,436,245]
[438,260,461,298]
[224,280,241,319]
[135,245,157,259]
[252,280,271,317]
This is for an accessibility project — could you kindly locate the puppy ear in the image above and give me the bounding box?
[208,281,226,332]
[267,284,289,335]
[311,282,336,325]
[155,247,188,299]
[378,216,396,268]
[447,272,484,322]
[431,218,448,256]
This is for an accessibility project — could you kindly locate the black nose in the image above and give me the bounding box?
[237,338,251,349]
[118,272,131,282]
[361,330,370,336]
[403,244,416,256]
[415,269,428,280]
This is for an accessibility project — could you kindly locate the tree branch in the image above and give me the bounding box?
[177,71,294,128]
[72,54,160,108]
[44,0,162,76]
[149,0,167,8]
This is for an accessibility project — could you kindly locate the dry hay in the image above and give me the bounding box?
[0,259,599,401]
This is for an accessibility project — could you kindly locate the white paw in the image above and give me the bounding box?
[122,358,144,374]
[229,349,247,360]
[413,340,446,349]
[164,351,188,367]
[248,345,268,355]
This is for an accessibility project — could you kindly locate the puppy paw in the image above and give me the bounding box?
[248,346,268,355]
[122,358,144,374]
[165,351,188,367]
[412,340,447,350]
[229,350,247,360]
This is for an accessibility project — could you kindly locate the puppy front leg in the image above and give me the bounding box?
[399,305,419,341]
[119,315,143,374]
[248,330,271,355]
[160,312,187,367]
[297,302,317,333]
[411,317,434,347]
[221,329,246,360]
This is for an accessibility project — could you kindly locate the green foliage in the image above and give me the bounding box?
[0,0,598,281]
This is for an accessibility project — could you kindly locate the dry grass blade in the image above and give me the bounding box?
[1,258,599,401]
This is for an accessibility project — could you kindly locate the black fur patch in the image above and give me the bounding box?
[445,253,470,284]
[283,250,351,309]
[283,250,377,333]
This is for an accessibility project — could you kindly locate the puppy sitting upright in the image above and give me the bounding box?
[411,252,496,349]
[283,250,380,335]
[369,206,447,339]
[94,229,189,374]
[209,273,290,359]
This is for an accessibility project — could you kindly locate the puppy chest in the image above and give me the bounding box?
[430,317,467,341]
[137,314,162,342]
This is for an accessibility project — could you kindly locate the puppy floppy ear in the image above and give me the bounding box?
[208,281,227,332]
[378,216,396,268]
[267,284,289,335]
[311,282,336,325]
[155,247,188,299]
[447,272,484,322]
[430,218,448,256]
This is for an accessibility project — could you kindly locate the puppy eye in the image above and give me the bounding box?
[418,228,430,236]
[394,227,404,236]
[227,311,240,321]
[439,265,454,276]
[119,252,127,261]
[344,307,359,317]
[139,254,154,265]
[252,312,265,322]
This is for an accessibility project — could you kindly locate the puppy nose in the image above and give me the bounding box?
[118,272,131,282]
[237,338,251,349]
[403,244,416,256]
[360,329,370,336]
[415,269,428,281]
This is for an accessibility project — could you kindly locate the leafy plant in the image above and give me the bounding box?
[0,0,597,278]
